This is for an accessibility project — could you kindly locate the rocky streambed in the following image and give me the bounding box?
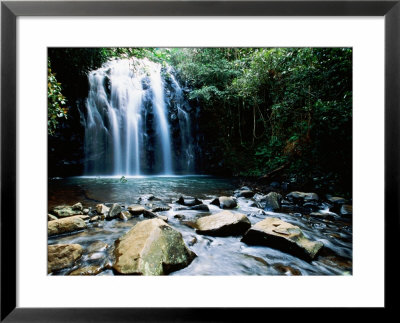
[48,176,352,276]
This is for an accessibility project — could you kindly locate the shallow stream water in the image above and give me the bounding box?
[48,176,352,276]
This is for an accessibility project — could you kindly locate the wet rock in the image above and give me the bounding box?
[241,217,323,260]
[238,190,255,198]
[72,202,83,211]
[48,244,83,273]
[77,215,90,221]
[286,191,319,203]
[211,196,237,209]
[174,214,185,220]
[119,211,132,221]
[327,196,347,205]
[83,208,90,215]
[340,204,352,217]
[113,218,196,275]
[190,204,210,212]
[309,211,338,221]
[52,204,84,218]
[195,210,251,236]
[303,202,320,212]
[139,194,156,202]
[69,265,104,276]
[48,216,87,236]
[270,181,281,189]
[176,196,203,207]
[151,205,171,212]
[143,209,158,218]
[157,215,168,222]
[128,204,145,215]
[188,236,197,246]
[254,192,282,211]
[96,204,110,215]
[48,214,58,221]
[108,203,122,219]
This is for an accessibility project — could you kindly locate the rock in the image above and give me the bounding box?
[96,204,110,215]
[119,211,132,221]
[270,181,281,189]
[190,204,210,212]
[309,211,338,221]
[139,194,156,201]
[273,263,301,275]
[108,203,122,219]
[151,205,171,212]
[241,217,323,260]
[128,205,145,215]
[254,192,282,211]
[327,196,347,205]
[89,216,99,223]
[69,265,103,276]
[340,204,352,217]
[238,190,255,198]
[52,205,84,218]
[195,210,251,236]
[286,191,319,203]
[176,196,203,207]
[72,202,83,211]
[211,196,237,209]
[174,214,185,220]
[113,218,196,275]
[143,209,158,218]
[77,215,90,221]
[48,244,83,273]
[83,208,90,215]
[48,214,58,221]
[48,216,87,236]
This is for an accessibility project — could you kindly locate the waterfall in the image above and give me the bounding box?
[82,57,194,176]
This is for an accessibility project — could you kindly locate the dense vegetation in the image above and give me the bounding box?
[48,47,352,193]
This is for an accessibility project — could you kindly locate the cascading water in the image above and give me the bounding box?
[82,57,194,176]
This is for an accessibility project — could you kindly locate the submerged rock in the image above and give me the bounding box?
[340,204,352,217]
[48,216,87,236]
[241,217,323,260]
[87,241,109,253]
[113,218,196,275]
[211,196,237,209]
[69,265,104,276]
[48,244,83,273]
[119,211,132,221]
[195,210,251,236]
[151,205,171,212]
[52,204,84,218]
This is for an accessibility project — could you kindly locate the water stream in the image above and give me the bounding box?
[48,176,352,276]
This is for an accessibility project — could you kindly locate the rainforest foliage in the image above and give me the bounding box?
[48,47,352,189]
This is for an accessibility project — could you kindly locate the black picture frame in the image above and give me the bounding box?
[1,0,398,321]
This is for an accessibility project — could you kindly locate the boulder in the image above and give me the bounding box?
[48,244,83,273]
[286,191,319,203]
[195,210,251,236]
[48,216,87,236]
[210,196,237,209]
[89,216,99,223]
[241,217,323,260]
[176,196,203,207]
[87,241,109,253]
[96,204,110,215]
[52,204,84,218]
[254,192,282,211]
[108,203,122,219]
[128,204,146,215]
[48,214,58,221]
[113,218,196,275]
[190,204,210,212]
[327,196,347,205]
[83,208,90,215]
